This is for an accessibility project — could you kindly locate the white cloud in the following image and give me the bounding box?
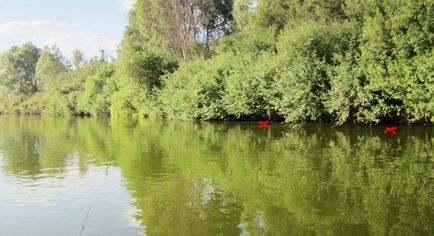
[116,0,134,11]
[0,20,119,59]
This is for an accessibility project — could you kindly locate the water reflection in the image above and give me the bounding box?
[0,116,432,236]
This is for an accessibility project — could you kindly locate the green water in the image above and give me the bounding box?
[0,116,432,236]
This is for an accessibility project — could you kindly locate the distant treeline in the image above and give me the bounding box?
[0,0,432,124]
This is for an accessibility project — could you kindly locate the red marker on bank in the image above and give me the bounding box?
[258,120,270,129]
[384,126,397,135]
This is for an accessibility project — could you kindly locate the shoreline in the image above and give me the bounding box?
[0,112,431,126]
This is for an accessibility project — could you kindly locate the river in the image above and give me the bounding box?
[0,116,432,236]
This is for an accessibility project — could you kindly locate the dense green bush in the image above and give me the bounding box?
[272,21,333,122]
[76,64,116,115]
[157,57,229,120]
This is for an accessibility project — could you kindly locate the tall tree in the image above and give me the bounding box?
[72,49,85,69]
[35,46,69,91]
[0,42,40,96]
[134,0,234,60]
[99,49,106,62]
[233,0,258,30]
[198,0,234,57]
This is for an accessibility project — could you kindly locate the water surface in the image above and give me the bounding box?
[0,116,433,235]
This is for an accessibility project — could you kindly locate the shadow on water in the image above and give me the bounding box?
[0,116,432,235]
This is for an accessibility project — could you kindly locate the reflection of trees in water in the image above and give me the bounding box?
[0,116,74,176]
[125,177,242,236]
[111,121,434,235]
[0,117,432,235]
[112,119,244,235]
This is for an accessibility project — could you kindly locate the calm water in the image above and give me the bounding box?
[0,116,432,236]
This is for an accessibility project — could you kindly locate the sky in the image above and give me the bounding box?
[0,0,135,59]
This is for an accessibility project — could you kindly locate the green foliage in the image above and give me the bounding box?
[40,60,111,115]
[0,0,432,124]
[0,42,40,98]
[133,0,234,60]
[110,7,178,117]
[232,0,256,30]
[271,21,334,122]
[158,0,433,124]
[221,52,275,119]
[72,49,85,69]
[36,46,70,91]
[353,1,434,123]
[76,64,116,115]
[158,57,229,119]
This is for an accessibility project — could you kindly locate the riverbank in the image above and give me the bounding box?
[0,112,432,127]
[1,1,432,126]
